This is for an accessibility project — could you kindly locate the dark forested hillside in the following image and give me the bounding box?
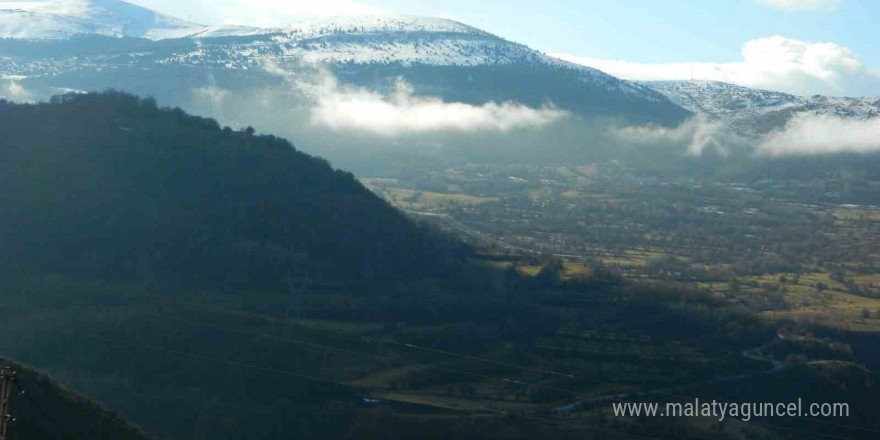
[0,357,148,440]
[0,92,464,287]
[2,91,878,440]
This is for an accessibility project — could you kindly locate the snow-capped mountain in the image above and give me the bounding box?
[271,15,526,66]
[4,0,876,143]
[0,0,689,125]
[0,0,214,40]
[204,14,666,101]
[0,0,269,40]
[644,80,880,136]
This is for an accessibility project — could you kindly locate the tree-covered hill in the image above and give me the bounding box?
[0,91,465,288]
[0,357,149,440]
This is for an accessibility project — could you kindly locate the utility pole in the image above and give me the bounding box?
[0,367,13,440]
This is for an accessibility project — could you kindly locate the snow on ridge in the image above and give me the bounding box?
[0,0,276,40]
[189,25,274,39]
[0,2,664,102]
[267,13,530,67]
[252,18,660,101]
[282,14,490,39]
[0,4,490,41]
[644,80,880,136]
[646,80,879,113]
[0,0,205,40]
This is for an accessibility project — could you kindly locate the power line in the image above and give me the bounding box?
[12,301,863,440]
[83,334,355,389]
[78,333,677,440]
[77,328,864,440]
[10,377,72,440]
[148,292,766,392]
[142,293,642,389]
[132,311,630,403]
[69,290,880,438]
[0,368,12,440]
[130,300,874,439]
[13,321,860,440]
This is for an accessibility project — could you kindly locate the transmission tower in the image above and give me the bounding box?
[286,268,310,322]
[0,367,13,440]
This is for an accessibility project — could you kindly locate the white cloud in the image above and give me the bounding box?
[303,75,568,136]
[611,115,730,156]
[0,80,35,102]
[755,0,840,11]
[551,35,880,97]
[193,85,231,120]
[758,114,880,155]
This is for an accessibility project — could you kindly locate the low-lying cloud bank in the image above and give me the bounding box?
[759,114,880,156]
[189,60,879,165]
[610,115,733,156]
[300,73,569,136]
[195,63,741,161]
[189,65,880,163]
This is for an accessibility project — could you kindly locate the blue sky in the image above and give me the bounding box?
[6,0,878,96]
[362,0,878,65]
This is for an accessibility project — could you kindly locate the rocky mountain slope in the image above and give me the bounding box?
[644,80,880,136]
[0,0,689,125]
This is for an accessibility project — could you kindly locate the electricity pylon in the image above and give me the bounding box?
[0,367,14,440]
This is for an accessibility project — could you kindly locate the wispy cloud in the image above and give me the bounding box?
[552,35,879,97]
[0,79,34,102]
[755,0,840,12]
[268,63,569,136]
[610,115,731,156]
[193,86,230,120]
[758,114,880,155]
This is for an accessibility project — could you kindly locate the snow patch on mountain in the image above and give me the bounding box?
[0,2,676,114]
[283,15,489,38]
[0,0,265,40]
[250,15,662,101]
[644,80,880,136]
[255,14,543,67]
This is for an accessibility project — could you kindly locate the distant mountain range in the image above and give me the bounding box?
[643,80,880,136]
[0,0,263,39]
[0,0,687,125]
[1,0,877,138]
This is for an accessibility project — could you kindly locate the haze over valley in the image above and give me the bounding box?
[0,1,879,439]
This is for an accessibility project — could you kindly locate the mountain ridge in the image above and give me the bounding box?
[643,79,880,136]
[0,0,682,123]
[4,0,877,138]
[0,0,209,39]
